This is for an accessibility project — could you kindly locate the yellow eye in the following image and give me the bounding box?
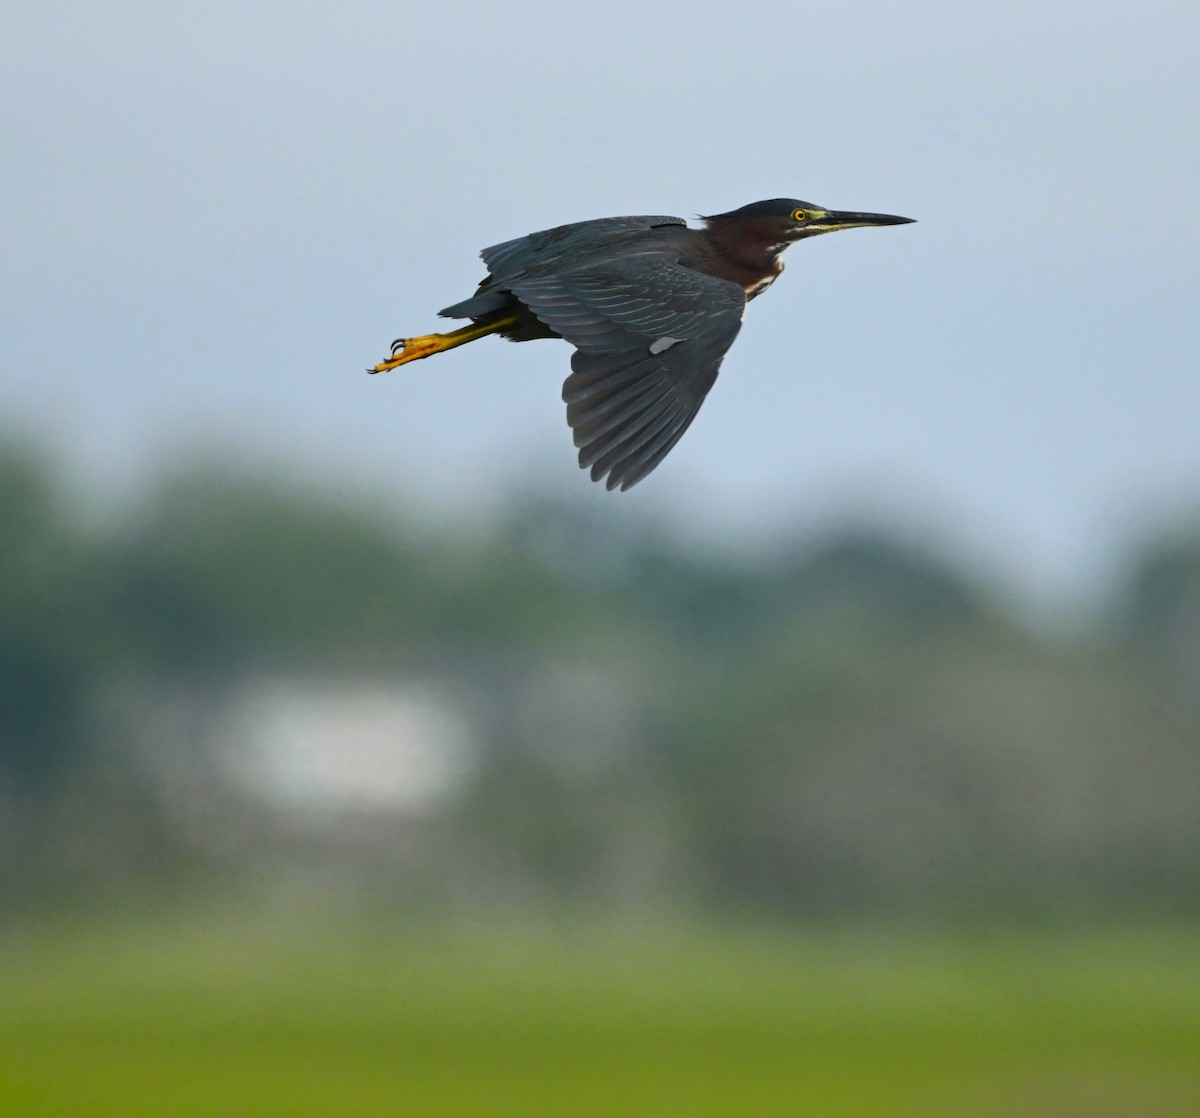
[792,208,808,222]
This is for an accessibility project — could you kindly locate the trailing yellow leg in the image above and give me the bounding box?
[368,314,521,373]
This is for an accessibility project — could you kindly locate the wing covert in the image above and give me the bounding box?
[481,215,687,282]
[506,260,746,490]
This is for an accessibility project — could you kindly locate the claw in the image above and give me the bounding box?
[370,333,445,374]
[368,314,521,376]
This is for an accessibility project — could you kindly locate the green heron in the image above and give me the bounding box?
[371,198,914,491]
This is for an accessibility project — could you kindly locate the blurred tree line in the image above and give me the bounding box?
[2,435,1199,922]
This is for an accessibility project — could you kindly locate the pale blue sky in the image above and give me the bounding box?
[3,0,1198,602]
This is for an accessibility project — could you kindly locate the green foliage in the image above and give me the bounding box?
[1121,531,1200,642]
[103,473,431,669]
[3,435,1200,919]
[0,446,99,792]
[1117,529,1200,705]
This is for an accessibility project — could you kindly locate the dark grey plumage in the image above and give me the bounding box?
[439,215,747,491]
[373,199,913,491]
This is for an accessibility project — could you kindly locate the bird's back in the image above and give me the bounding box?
[481,214,691,281]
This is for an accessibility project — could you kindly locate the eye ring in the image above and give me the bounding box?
[791,208,808,222]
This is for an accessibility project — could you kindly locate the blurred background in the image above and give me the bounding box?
[3,1,1199,1115]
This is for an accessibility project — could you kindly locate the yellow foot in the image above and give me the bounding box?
[368,333,446,374]
[367,315,519,374]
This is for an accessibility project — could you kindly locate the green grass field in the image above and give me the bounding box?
[2,921,1198,1116]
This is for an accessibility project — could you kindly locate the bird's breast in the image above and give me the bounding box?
[724,255,784,301]
[743,270,780,300]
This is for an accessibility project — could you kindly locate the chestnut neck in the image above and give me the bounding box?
[705,216,785,267]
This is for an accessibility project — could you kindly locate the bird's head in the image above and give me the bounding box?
[703,198,915,254]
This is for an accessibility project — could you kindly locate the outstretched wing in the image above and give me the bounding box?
[505,259,746,491]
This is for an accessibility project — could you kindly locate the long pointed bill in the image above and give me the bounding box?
[808,210,916,233]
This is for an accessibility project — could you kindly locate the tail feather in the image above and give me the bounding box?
[438,289,512,319]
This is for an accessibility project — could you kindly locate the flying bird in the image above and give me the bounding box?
[370,198,914,491]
